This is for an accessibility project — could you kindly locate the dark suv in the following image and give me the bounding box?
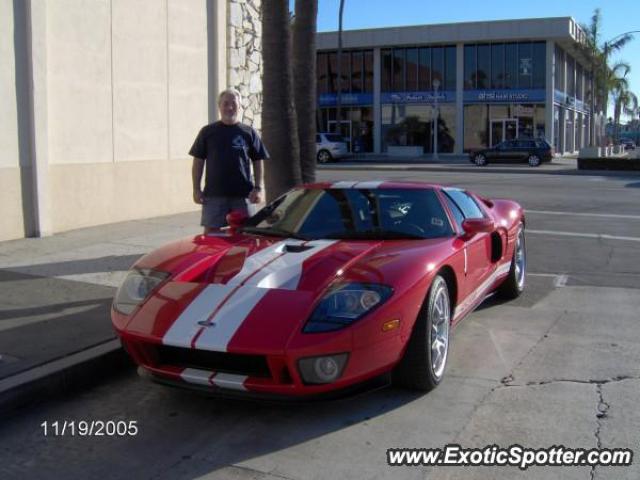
[469,139,553,167]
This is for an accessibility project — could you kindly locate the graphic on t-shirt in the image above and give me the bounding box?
[232,135,246,150]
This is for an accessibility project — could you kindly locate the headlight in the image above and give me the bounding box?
[113,269,169,315]
[303,283,393,333]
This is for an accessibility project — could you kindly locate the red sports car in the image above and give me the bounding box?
[112,181,526,399]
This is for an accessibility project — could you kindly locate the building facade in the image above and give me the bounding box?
[1,0,263,242]
[316,17,601,157]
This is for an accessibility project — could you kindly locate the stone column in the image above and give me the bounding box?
[227,0,263,132]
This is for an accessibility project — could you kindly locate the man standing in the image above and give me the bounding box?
[190,88,269,233]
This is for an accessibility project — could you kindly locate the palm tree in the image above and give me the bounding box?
[579,9,634,145]
[262,0,302,202]
[610,68,638,142]
[293,0,319,183]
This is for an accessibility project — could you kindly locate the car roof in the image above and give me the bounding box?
[304,180,443,190]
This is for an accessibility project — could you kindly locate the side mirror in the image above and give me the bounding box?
[226,210,249,233]
[461,218,494,238]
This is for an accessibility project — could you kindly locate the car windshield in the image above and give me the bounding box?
[242,188,454,240]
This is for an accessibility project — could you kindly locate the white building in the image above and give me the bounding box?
[316,17,603,157]
[1,0,262,242]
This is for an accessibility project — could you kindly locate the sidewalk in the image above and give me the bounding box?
[0,211,202,414]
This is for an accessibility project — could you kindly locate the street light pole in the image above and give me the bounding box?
[433,78,440,161]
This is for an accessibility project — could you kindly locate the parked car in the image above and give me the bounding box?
[316,133,349,163]
[620,139,636,150]
[112,181,526,399]
[469,139,553,167]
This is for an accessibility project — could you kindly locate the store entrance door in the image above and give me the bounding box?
[490,119,518,146]
[328,120,352,152]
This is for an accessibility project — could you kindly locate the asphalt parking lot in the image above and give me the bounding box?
[1,167,640,480]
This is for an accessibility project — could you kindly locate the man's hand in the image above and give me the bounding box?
[193,190,204,204]
[248,188,262,204]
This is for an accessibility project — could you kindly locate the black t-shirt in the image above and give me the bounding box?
[189,122,269,198]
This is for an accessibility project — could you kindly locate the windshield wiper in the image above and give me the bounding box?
[323,229,425,240]
[239,226,310,241]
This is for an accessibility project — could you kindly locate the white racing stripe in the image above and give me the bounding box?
[331,181,358,188]
[164,239,339,352]
[241,240,337,290]
[527,229,640,243]
[181,368,213,386]
[354,180,384,189]
[454,261,511,321]
[527,209,640,220]
[194,286,270,352]
[180,368,248,391]
[163,284,237,348]
[211,372,248,391]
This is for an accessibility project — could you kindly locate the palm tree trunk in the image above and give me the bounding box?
[261,0,302,202]
[293,0,318,183]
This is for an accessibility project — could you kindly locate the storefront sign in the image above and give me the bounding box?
[380,91,455,104]
[464,89,545,103]
[318,93,373,106]
[554,90,590,114]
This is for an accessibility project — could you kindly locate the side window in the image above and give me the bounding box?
[316,135,321,143]
[444,189,485,219]
[443,194,465,230]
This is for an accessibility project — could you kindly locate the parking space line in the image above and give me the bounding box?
[527,229,640,243]
[527,209,640,220]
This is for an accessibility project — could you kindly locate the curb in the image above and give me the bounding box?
[0,339,133,417]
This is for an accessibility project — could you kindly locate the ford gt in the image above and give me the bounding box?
[112,181,526,399]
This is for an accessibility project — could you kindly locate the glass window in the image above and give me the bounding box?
[381,49,392,92]
[566,55,575,97]
[442,194,465,230]
[317,52,328,94]
[535,105,546,139]
[463,104,488,151]
[351,51,363,93]
[554,45,564,92]
[419,47,431,90]
[406,48,418,91]
[518,42,532,88]
[443,189,485,219]
[491,44,505,89]
[576,63,583,100]
[364,51,373,93]
[445,46,456,90]
[437,104,456,153]
[328,52,338,93]
[393,48,405,91]
[505,43,518,89]
[432,47,444,86]
[532,42,546,89]
[464,45,476,90]
[340,51,351,93]
[477,44,490,89]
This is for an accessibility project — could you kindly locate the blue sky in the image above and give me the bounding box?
[306,0,640,119]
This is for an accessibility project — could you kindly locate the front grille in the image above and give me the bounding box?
[155,345,271,378]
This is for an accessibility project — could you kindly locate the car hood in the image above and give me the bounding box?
[124,234,452,353]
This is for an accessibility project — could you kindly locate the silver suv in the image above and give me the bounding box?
[316,133,349,163]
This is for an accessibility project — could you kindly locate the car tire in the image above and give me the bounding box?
[527,154,541,167]
[497,225,526,299]
[393,275,450,392]
[317,149,332,164]
[474,153,487,166]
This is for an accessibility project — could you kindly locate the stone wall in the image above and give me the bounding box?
[228,0,263,132]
